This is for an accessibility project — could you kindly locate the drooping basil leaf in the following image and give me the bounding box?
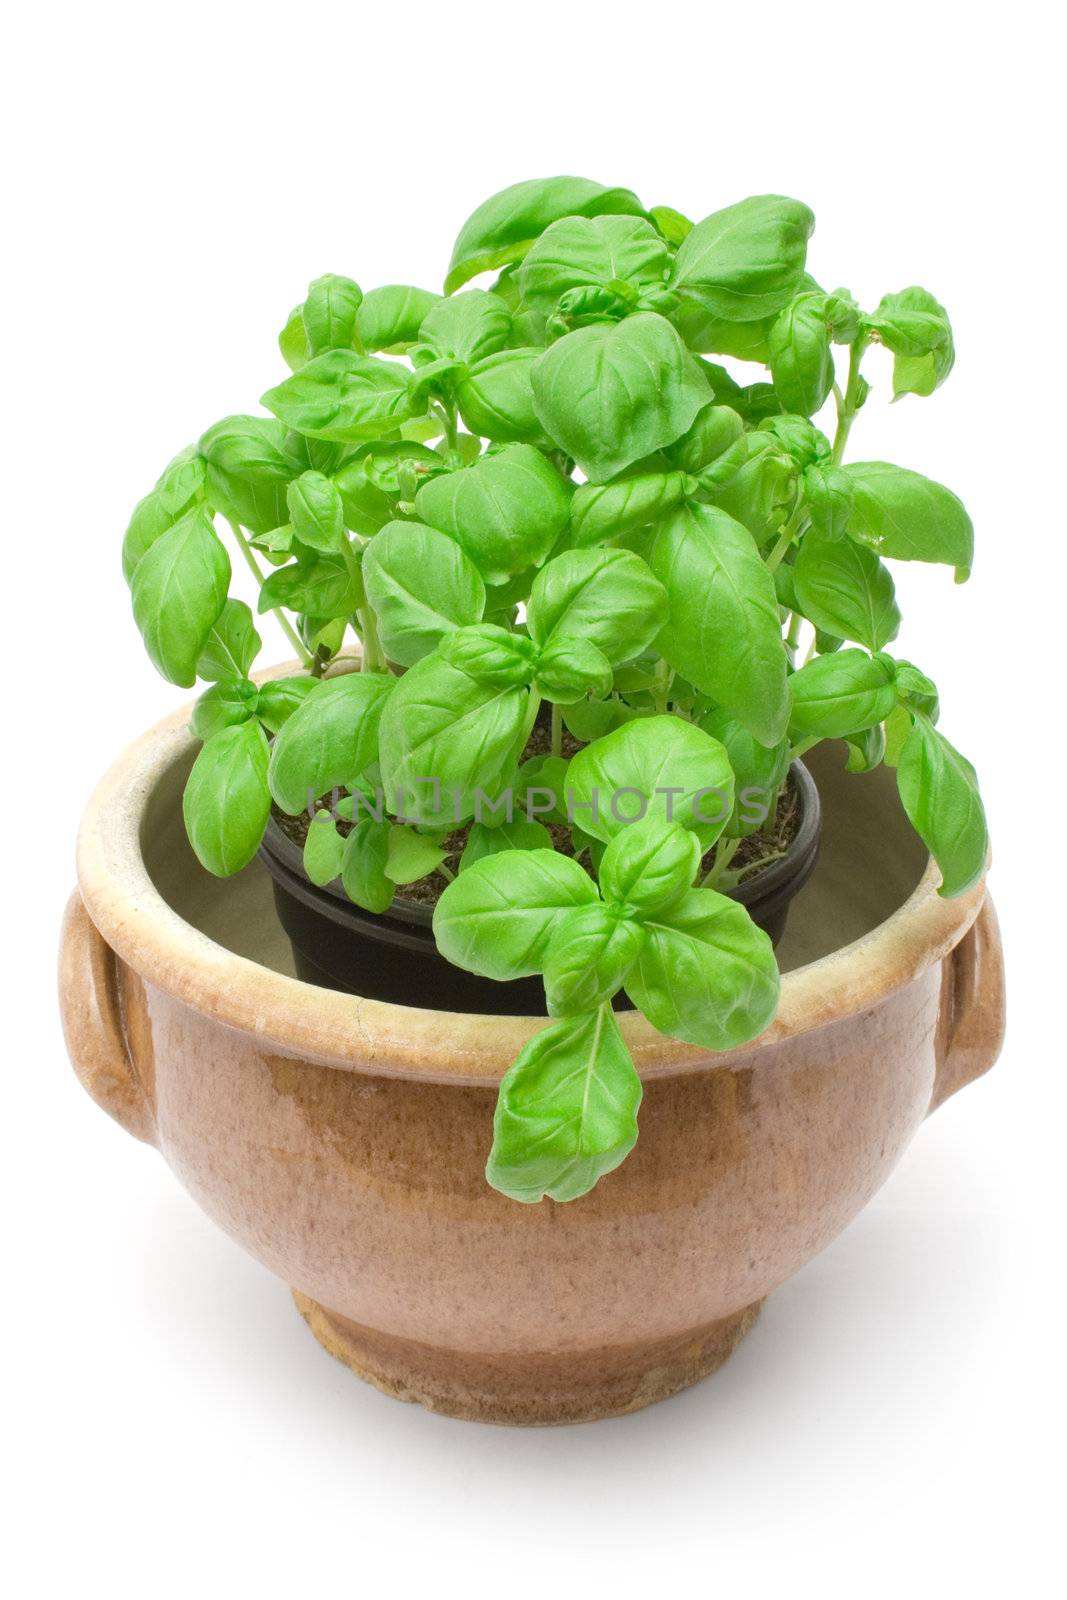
[362,520,485,667]
[648,502,790,745]
[696,707,790,839]
[131,507,231,687]
[626,888,780,1049]
[869,287,954,399]
[566,714,734,846]
[196,598,261,682]
[303,810,346,886]
[190,677,258,740]
[341,816,395,913]
[896,714,987,897]
[122,446,208,582]
[788,649,897,738]
[268,671,394,812]
[433,849,599,980]
[486,1004,642,1204]
[844,462,974,580]
[531,312,711,482]
[794,530,901,651]
[414,443,570,583]
[261,350,415,443]
[384,824,449,885]
[526,547,668,667]
[768,291,834,417]
[445,176,646,294]
[182,720,271,876]
[198,415,303,535]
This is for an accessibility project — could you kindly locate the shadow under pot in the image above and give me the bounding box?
[256,760,821,1016]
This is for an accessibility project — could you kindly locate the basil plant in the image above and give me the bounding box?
[123,176,987,1204]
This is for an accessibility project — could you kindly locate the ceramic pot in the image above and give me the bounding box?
[59,698,1005,1426]
[256,759,821,1009]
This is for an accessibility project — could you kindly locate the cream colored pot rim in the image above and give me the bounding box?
[75,692,988,1084]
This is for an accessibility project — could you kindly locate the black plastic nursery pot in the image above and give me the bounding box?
[257,760,821,1014]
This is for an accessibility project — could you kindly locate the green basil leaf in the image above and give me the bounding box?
[598,816,701,915]
[824,288,862,344]
[190,678,258,740]
[562,698,645,743]
[843,722,887,773]
[758,414,831,468]
[768,292,834,417]
[843,461,974,580]
[663,403,744,474]
[182,721,271,877]
[527,547,668,667]
[131,507,230,687]
[534,637,613,703]
[303,810,346,886]
[670,195,814,321]
[357,285,442,353]
[261,351,414,443]
[436,623,536,687]
[794,530,901,651]
[486,1005,642,1203]
[198,415,303,535]
[566,714,734,846]
[258,550,361,620]
[122,446,208,582]
[897,715,987,897]
[696,707,790,839]
[255,675,317,733]
[302,273,363,356]
[334,442,442,536]
[414,443,570,583]
[445,176,646,295]
[697,434,797,546]
[669,302,778,360]
[454,348,545,444]
[378,653,530,827]
[286,471,345,553]
[519,214,670,306]
[341,816,394,913]
[569,471,693,548]
[869,286,954,398]
[894,659,940,720]
[543,904,645,1016]
[882,704,912,768]
[648,502,790,745]
[384,824,449,885]
[460,816,554,870]
[531,312,711,483]
[279,304,309,371]
[649,204,692,245]
[433,849,598,979]
[195,598,261,681]
[802,462,854,540]
[419,289,512,362]
[788,649,897,738]
[626,888,780,1049]
[268,671,394,812]
[362,519,486,667]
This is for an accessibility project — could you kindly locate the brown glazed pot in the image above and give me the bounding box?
[59,698,1005,1426]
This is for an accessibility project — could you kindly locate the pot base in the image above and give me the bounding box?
[292,1291,763,1425]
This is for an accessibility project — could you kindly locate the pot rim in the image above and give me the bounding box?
[75,679,990,1085]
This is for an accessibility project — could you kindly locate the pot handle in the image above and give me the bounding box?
[59,891,156,1145]
[929,894,1005,1113]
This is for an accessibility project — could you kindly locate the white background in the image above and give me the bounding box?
[5,3,1063,1594]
